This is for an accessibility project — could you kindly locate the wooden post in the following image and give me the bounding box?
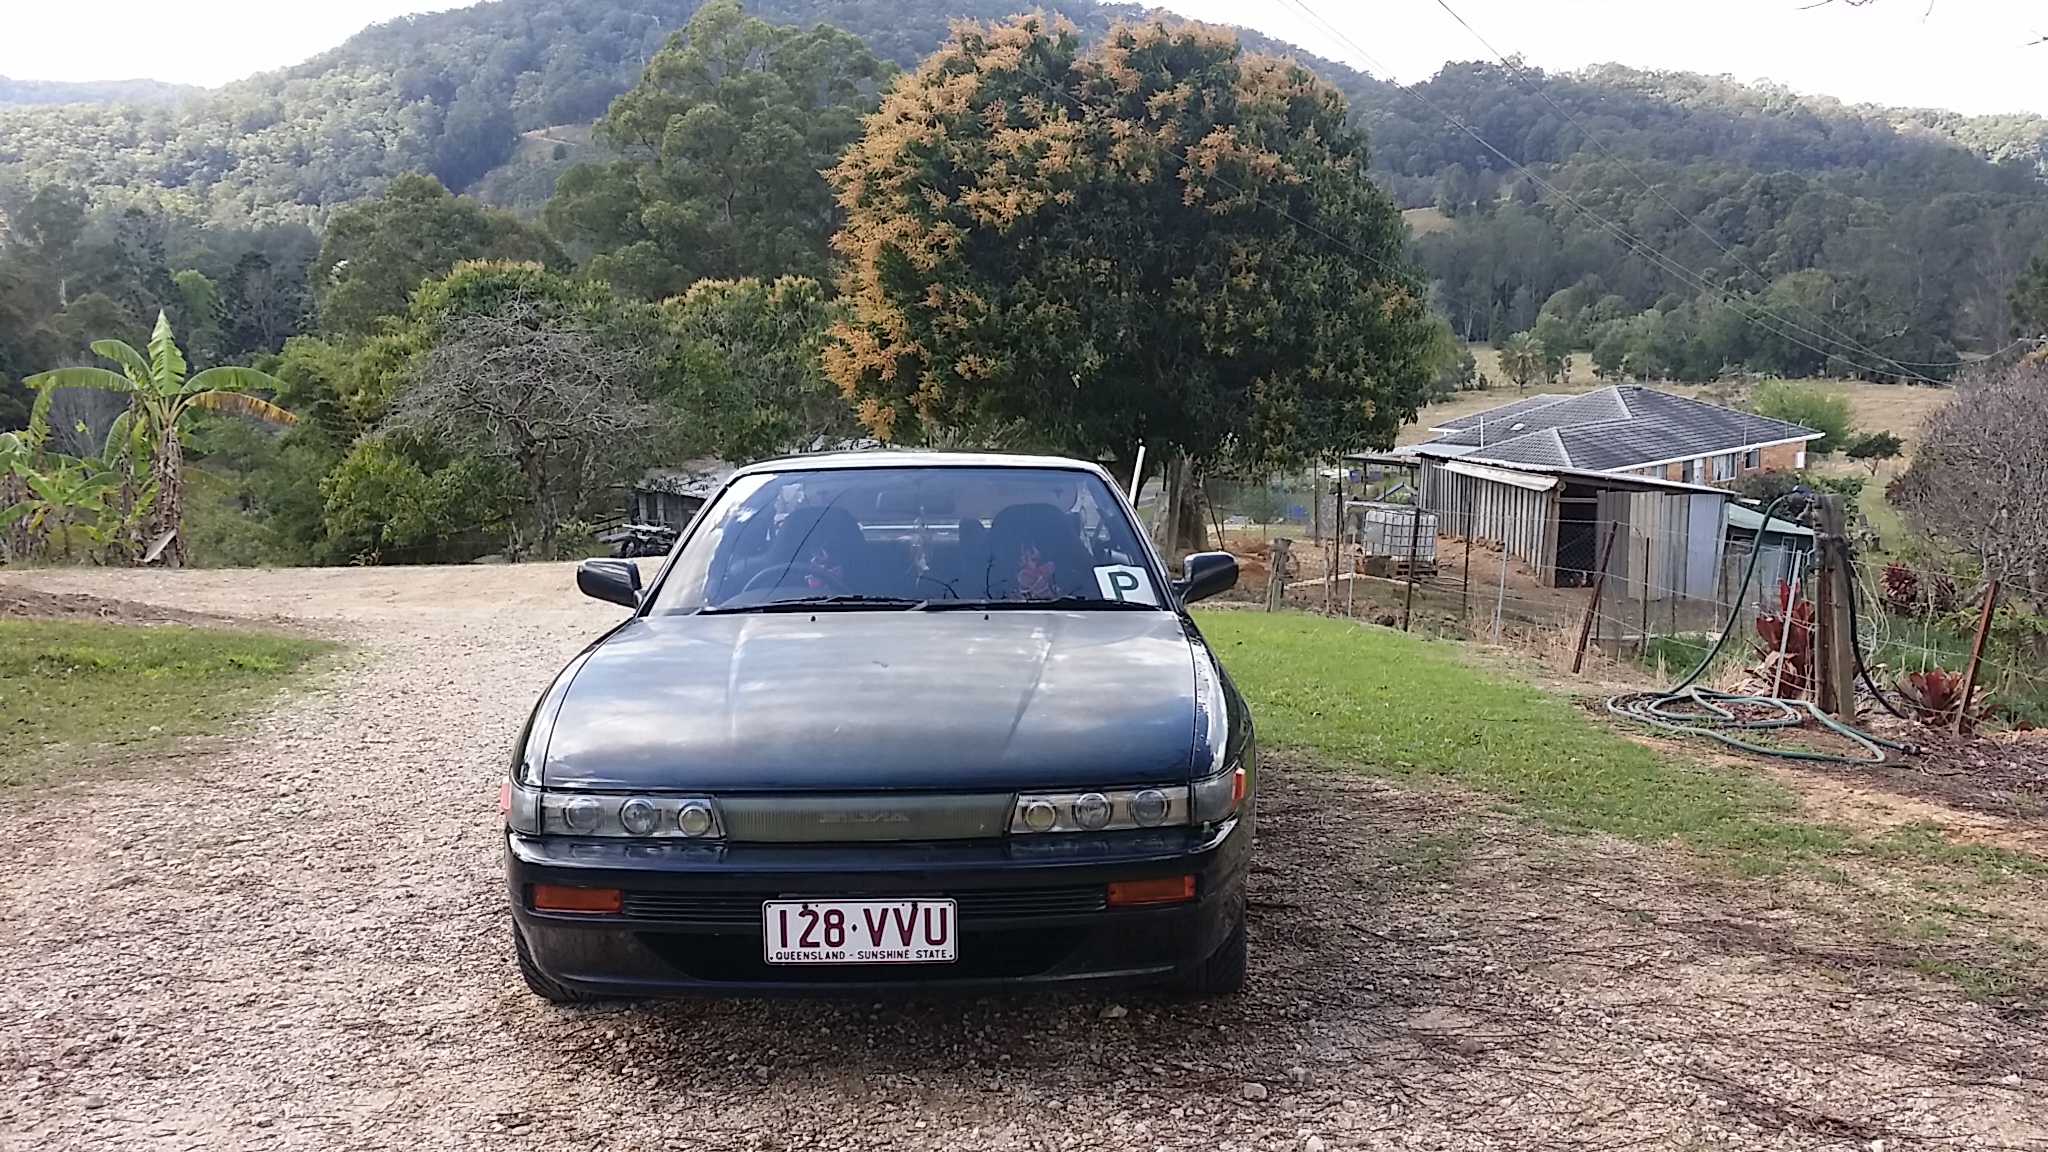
[1813,496,1857,722]
[1266,538,1292,612]
[1327,459,1343,614]
[1401,503,1425,633]
[1955,579,1999,735]
[1459,485,1475,625]
[1571,521,1621,675]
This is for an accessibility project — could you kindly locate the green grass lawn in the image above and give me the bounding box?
[0,619,333,791]
[1195,609,1846,860]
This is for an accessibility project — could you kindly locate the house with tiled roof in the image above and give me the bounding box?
[1412,385,1823,484]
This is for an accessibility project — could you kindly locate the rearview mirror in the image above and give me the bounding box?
[1175,552,1238,605]
[577,558,643,609]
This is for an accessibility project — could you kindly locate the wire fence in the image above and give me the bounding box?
[1213,492,2048,725]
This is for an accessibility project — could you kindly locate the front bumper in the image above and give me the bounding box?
[505,816,1251,997]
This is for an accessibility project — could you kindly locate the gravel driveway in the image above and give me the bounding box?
[2,565,2043,1152]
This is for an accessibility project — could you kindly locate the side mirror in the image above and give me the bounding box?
[1175,551,1238,605]
[577,558,643,609]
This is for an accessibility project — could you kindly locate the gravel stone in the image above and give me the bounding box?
[0,564,2044,1152]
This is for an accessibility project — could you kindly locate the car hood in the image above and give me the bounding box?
[541,610,1200,791]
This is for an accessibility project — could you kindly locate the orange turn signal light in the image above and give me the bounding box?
[1107,875,1197,907]
[531,884,623,914]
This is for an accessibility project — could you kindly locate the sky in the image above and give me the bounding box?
[0,0,2042,116]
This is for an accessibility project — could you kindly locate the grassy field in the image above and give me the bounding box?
[1195,608,1845,861]
[1401,206,1455,236]
[0,620,333,791]
[1199,608,2048,877]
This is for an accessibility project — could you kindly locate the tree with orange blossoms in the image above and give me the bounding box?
[823,14,1442,478]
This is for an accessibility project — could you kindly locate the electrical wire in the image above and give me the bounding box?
[1833,530,1912,719]
[1271,0,1958,385]
[1423,0,1985,380]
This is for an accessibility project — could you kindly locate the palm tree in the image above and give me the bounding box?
[25,312,295,567]
[1497,332,1544,393]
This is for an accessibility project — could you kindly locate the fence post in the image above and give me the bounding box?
[1571,521,1621,675]
[1814,496,1857,722]
[1266,538,1292,612]
[1402,504,1425,633]
[1955,579,2000,734]
[1459,487,1474,625]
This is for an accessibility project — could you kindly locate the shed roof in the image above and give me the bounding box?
[1418,385,1820,472]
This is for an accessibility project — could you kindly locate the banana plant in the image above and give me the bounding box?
[2,456,124,561]
[0,431,31,561]
[25,311,295,567]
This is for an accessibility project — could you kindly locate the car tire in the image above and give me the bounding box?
[1171,896,1248,997]
[513,924,607,1006]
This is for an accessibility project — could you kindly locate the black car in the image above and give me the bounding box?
[503,452,1254,999]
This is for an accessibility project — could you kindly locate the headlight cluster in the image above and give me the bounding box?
[1190,762,1247,825]
[1008,786,1189,834]
[505,785,723,838]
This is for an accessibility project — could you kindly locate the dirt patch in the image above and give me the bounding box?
[0,578,292,633]
[1762,761,2048,858]
[0,565,2042,1151]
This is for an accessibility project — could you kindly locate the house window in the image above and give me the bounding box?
[1712,453,1737,482]
[1742,448,1761,470]
[1680,458,1702,484]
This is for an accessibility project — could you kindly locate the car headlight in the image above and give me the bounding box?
[503,785,725,839]
[1008,786,1189,834]
[1190,760,1247,825]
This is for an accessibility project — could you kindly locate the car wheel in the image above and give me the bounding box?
[513,924,607,1006]
[1171,896,1248,997]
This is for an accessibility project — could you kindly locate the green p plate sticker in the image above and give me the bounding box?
[1094,565,1159,606]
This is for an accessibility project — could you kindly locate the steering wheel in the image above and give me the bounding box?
[741,562,853,596]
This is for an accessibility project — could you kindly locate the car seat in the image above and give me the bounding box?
[747,505,872,594]
[980,503,1099,600]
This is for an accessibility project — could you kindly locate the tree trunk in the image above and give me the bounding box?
[147,425,186,568]
[1174,464,1211,557]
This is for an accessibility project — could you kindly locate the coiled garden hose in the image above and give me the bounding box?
[1605,494,1914,765]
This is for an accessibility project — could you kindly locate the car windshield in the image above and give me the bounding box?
[646,464,1165,614]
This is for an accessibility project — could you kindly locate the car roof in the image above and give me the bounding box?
[735,450,1115,479]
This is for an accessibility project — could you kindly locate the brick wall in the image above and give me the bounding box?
[1755,441,1806,472]
[1643,439,1810,486]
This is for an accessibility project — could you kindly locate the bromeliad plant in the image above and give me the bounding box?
[1880,560,1921,616]
[24,312,294,567]
[1895,667,1993,733]
[1754,581,1817,699]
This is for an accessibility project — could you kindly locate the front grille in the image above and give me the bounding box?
[717,794,1013,842]
[621,884,1107,927]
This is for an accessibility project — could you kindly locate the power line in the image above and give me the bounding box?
[1277,0,1939,381]
[1274,0,1957,384]
[1425,0,1969,381]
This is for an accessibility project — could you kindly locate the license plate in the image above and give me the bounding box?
[762,899,958,965]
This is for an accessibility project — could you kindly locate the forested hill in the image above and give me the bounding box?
[0,0,2043,381]
[1,0,2037,227]
[1360,60,2048,365]
[0,76,196,108]
[1359,62,2048,190]
[0,0,1387,224]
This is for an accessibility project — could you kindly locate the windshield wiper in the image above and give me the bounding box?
[921,596,1158,612]
[699,595,929,615]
